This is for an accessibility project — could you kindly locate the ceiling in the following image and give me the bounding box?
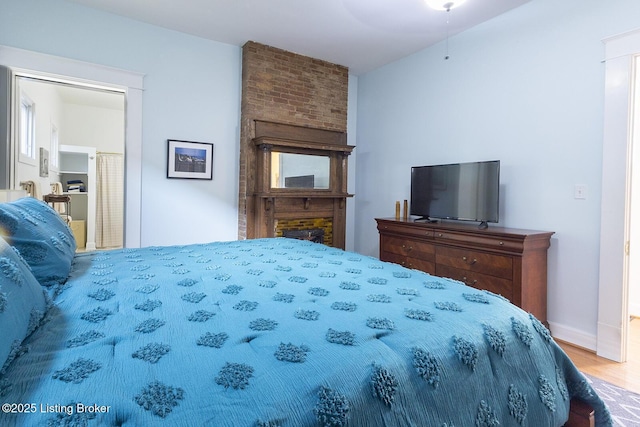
[68,0,531,75]
[56,85,125,110]
[19,76,125,110]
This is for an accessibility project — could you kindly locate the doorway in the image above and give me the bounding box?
[627,54,640,364]
[599,30,640,363]
[14,75,125,249]
[0,45,144,247]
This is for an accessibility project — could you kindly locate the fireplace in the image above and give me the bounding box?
[276,217,333,246]
[282,228,325,244]
[248,121,353,249]
[238,42,350,247]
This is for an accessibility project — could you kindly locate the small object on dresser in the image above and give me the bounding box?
[395,201,400,220]
[403,200,408,220]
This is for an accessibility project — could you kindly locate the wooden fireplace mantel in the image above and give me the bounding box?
[249,121,354,249]
[255,193,354,198]
[253,136,354,155]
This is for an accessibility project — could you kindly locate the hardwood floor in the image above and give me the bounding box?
[557,317,640,395]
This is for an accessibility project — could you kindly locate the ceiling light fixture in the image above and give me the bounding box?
[425,0,467,60]
[424,0,467,12]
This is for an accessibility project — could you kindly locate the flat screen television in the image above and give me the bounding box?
[410,160,500,228]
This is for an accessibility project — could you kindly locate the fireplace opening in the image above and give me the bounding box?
[283,228,325,244]
[276,218,333,246]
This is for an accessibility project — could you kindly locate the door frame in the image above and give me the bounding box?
[598,29,640,362]
[0,45,144,247]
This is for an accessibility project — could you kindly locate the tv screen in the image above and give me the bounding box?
[410,160,500,225]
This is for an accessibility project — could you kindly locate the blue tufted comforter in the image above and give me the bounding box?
[0,238,610,426]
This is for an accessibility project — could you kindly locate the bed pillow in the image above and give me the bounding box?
[0,235,48,374]
[0,197,76,290]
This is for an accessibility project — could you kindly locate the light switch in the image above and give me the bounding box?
[574,185,587,200]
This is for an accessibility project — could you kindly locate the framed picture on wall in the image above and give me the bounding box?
[167,140,213,180]
[39,147,49,178]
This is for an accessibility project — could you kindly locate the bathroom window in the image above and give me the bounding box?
[50,123,59,170]
[19,92,36,165]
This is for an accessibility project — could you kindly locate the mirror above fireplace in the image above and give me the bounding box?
[270,152,330,189]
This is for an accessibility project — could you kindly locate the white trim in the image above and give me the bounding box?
[0,46,144,90]
[0,45,144,248]
[17,89,36,166]
[596,322,625,362]
[60,144,97,251]
[598,28,640,362]
[603,28,640,61]
[50,121,59,171]
[549,321,597,351]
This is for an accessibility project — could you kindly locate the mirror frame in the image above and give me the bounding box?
[270,151,331,190]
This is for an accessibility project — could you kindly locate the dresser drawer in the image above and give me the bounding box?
[404,257,435,274]
[434,230,523,252]
[381,236,435,261]
[436,264,513,301]
[380,251,404,265]
[380,251,436,274]
[436,246,512,280]
[378,221,435,239]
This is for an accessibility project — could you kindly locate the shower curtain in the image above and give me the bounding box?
[96,153,124,249]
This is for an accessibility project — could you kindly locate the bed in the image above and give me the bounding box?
[0,198,611,426]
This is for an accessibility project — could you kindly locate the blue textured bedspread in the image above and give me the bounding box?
[0,238,610,426]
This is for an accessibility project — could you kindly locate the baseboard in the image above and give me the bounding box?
[548,321,597,352]
[596,321,624,362]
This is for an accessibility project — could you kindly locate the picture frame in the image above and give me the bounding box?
[167,140,213,180]
[39,147,49,178]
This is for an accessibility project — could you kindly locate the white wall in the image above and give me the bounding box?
[16,79,62,194]
[354,0,640,348]
[62,103,124,154]
[0,0,242,246]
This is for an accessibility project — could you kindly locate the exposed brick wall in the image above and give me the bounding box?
[238,41,349,240]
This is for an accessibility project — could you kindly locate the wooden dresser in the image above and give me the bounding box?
[376,218,554,324]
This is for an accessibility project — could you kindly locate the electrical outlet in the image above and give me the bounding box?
[574,184,587,200]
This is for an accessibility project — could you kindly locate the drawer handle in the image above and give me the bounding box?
[402,245,413,252]
[462,277,478,286]
[499,241,504,246]
[462,256,477,265]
